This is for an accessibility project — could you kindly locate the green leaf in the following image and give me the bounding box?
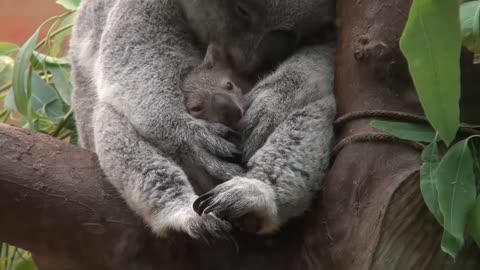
[371,120,437,142]
[460,1,480,53]
[50,13,76,57]
[56,0,81,10]
[441,230,463,258]
[5,89,17,111]
[30,73,64,123]
[14,259,37,270]
[0,110,9,123]
[47,64,72,105]
[420,142,443,225]
[0,56,14,86]
[0,42,19,56]
[436,139,477,258]
[44,99,65,123]
[468,197,480,247]
[400,0,461,144]
[12,30,39,115]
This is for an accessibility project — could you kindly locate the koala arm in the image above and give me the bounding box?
[94,102,231,239]
[96,0,242,181]
[193,44,336,233]
[80,0,241,238]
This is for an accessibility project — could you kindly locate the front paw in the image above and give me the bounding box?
[192,177,280,234]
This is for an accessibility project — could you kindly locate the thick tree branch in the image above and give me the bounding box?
[0,123,308,270]
[1,0,480,269]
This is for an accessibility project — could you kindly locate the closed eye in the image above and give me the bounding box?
[190,105,203,113]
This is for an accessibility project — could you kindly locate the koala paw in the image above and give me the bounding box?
[193,177,279,234]
[151,205,233,242]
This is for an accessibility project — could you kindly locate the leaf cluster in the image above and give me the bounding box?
[372,0,480,258]
[0,0,81,268]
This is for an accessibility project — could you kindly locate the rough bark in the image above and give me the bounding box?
[302,0,480,269]
[1,0,479,269]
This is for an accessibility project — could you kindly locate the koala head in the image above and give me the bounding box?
[179,0,335,77]
[183,44,252,130]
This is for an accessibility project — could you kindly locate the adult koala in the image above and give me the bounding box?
[70,0,335,239]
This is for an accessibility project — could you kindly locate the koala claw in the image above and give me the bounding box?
[193,177,279,234]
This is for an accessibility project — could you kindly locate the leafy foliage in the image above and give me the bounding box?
[468,197,480,247]
[400,0,461,145]
[460,1,480,62]
[0,4,77,142]
[0,244,37,270]
[372,0,480,259]
[436,140,477,257]
[0,1,80,268]
[371,120,437,143]
[419,141,442,224]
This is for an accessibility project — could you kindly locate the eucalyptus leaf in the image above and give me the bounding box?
[441,229,463,259]
[467,197,480,247]
[5,89,17,111]
[420,142,443,225]
[12,30,39,115]
[50,13,76,57]
[371,120,437,142]
[460,1,480,53]
[436,139,477,258]
[400,0,461,144]
[14,259,38,270]
[44,100,65,123]
[47,64,72,105]
[0,56,14,86]
[56,0,81,10]
[30,73,64,123]
[0,42,18,56]
[0,110,9,123]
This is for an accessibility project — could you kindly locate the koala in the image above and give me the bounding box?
[183,44,252,131]
[70,0,335,240]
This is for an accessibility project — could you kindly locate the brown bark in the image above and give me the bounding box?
[303,0,480,269]
[0,123,307,270]
[1,0,480,269]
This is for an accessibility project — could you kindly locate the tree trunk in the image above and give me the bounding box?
[0,0,479,269]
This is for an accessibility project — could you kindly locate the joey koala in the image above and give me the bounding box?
[183,44,252,131]
[71,0,335,240]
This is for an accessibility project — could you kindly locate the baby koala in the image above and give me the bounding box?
[183,44,252,130]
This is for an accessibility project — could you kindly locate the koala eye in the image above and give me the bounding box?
[225,81,234,90]
[189,105,203,113]
[235,4,251,19]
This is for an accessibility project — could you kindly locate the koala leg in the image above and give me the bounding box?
[194,44,336,234]
[194,97,335,234]
[93,102,232,240]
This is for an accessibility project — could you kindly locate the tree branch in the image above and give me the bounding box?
[0,123,309,270]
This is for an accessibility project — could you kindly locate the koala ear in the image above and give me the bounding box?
[201,43,225,69]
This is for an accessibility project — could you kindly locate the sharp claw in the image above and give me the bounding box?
[203,205,215,215]
[203,200,223,215]
[198,197,213,215]
[193,192,214,214]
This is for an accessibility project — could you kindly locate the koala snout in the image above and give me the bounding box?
[212,93,243,130]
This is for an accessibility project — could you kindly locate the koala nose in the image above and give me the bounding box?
[212,93,243,130]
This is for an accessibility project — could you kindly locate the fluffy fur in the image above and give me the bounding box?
[70,0,335,239]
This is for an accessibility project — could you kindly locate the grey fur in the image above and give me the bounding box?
[194,44,336,233]
[70,0,335,239]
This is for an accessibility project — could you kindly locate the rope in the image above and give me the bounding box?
[332,132,425,156]
[333,110,427,155]
[334,110,427,127]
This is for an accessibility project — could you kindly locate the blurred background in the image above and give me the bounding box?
[0,0,64,44]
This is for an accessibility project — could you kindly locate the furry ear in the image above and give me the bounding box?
[201,43,226,69]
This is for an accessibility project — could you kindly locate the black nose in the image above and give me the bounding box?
[212,93,243,129]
